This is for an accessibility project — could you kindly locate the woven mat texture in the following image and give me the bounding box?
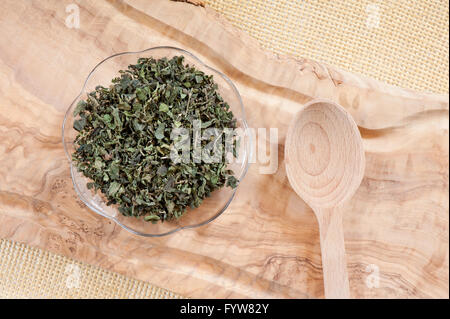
[1,0,448,299]
[204,0,449,94]
[0,239,183,299]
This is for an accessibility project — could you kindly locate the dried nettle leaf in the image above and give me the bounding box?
[72,56,239,222]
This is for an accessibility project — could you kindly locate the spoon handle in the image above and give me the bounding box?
[316,207,350,299]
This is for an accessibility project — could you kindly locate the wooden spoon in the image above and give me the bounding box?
[285,99,365,299]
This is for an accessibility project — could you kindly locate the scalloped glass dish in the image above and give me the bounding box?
[62,46,251,237]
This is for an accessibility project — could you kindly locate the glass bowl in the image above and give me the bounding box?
[62,46,251,237]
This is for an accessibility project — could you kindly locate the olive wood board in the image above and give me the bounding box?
[0,0,448,298]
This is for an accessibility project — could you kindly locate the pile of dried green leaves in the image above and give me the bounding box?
[72,56,238,222]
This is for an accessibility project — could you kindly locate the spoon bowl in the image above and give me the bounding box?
[285,100,365,208]
[285,99,365,298]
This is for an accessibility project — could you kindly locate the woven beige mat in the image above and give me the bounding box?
[204,0,449,94]
[0,239,183,299]
[1,0,448,299]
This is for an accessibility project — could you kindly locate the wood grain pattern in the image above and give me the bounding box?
[0,0,448,298]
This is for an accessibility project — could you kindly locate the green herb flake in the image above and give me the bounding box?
[72,56,239,222]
